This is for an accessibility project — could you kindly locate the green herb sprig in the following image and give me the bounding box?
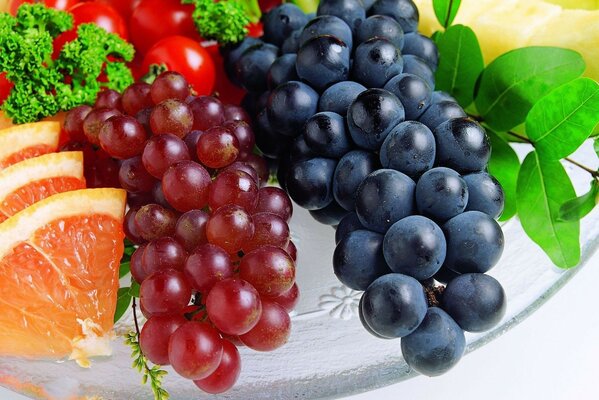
[432,0,599,269]
[124,298,170,400]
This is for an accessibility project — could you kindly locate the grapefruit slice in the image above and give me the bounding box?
[0,152,86,223]
[0,188,126,366]
[0,121,61,170]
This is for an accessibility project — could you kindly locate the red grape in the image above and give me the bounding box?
[140,314,187,365]
[168,322,223,380]
[221,162,259,184]
[151,71,190,104]
[268,282,299,312]
[255,187,293,222]
[122,82,153,115]
[150,99,193,137]
[194,339,241,394]
[174,210,210,251]
[284,240,297,261]
[127,191,154,209]
[83,108,121,145]
[184,243,234,293]
[99,115,148,159]
[239,245,295,297]
[222,121,255,157]
[64,105,92,141]
[196,126,239,169]
[135,107,152,132]
[130,244,149,283]
[184,130,204,162]
[162,161,212,212]
[95,89,122,110]
[189,96,225,131]
[239,300,290,351]
[142,237,188,274]
[151,182,172,209]
[238,153,269,187]
[134,203,178,241]
[124,208,146,244]
[140,269,191,315]
[223,104,250,124]
[208,170,259,212]
[205,205,254,254]
[245,212,290,252]
[142,133,191,179]
[119,156,156,193]
[85,157,121,188]
[206,278,262,335]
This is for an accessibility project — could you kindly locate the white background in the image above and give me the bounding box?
[2,262,598,400]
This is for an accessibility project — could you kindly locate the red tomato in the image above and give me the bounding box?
[0,73,13,105]
[97,0,141,22]
[68,2,128,40]
[142,36,216,96]
[258,0,282,13]
[204,44,246,105]
[129,0,200,56]
[9,0,80,15]
[247,22,264,38]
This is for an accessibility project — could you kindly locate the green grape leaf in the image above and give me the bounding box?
[435,24,483,107]
[559,180,599,222]
[517,151,580,268]
[432,0,461,28]
[114,287,132,323]
[475,47,585,132]
[527,78,599,160]
[119,261,131,278]
[486,130,520,221]
[129,280,141,298]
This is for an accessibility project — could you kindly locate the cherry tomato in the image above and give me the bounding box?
[142,36,216,96]
[129,0,200,56]
[97,0,141,22]
[9,0,79,15]
[0,73,13,105]
[204,44,246,105]
[247,22,264,38]
[68,2,128,40]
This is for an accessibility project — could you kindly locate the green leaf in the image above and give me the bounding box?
[526,78,599,160]
[114,287,132,323]
[433,0,462,28]
[129,280,141,298]
[475,47,585,132]
[434,24,483,107]
[559,180,599,221]
[119,261,131,278]
[517,151,580,268]
[594,137,599,157]
[487,130,520,221]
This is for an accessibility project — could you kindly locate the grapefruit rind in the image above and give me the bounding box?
[0,121,61,169]
[0,152,85,219]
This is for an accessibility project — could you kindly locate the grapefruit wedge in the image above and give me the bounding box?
[0,121,61,170]
[0,188,126,366]
[0,152,86,223]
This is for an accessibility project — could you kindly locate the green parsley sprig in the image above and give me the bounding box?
[0,4,134,124]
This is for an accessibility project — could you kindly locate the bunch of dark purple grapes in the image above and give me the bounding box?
[224,0,507,376]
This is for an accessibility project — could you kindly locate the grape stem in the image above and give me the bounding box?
[504,130,599,178]
[132,297,141,336]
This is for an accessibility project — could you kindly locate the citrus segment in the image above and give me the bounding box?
[414,0,599,80]
[0,152,86,222]
[0,121,61,170]
[0,189,126,365]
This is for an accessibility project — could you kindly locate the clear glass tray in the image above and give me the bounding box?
[1,144,598,400]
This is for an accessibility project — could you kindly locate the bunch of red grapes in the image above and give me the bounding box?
[62,71,299,394]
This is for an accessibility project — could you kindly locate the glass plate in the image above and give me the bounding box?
[1,144,598,400]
